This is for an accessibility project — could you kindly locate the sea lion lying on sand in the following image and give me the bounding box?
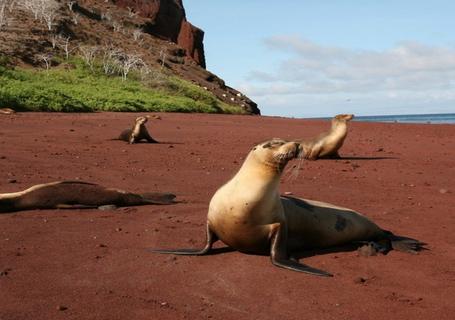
[301,114,354,160]
[0,108,15,115]
[151,138,424,276]
[119,116,158,144]
[0,181,176,213]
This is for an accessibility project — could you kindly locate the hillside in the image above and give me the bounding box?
[0,0,259,114]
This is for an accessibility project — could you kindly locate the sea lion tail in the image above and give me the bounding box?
[141,192,176,205]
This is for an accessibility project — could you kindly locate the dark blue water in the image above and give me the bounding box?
[352,113,455,124]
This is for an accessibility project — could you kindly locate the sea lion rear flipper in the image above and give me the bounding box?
[143,131,158,143]
[148,224,218,255]
[270,223,333,277]
[390,237,426,254]
[141,192,176,205]
[56,204,98,209]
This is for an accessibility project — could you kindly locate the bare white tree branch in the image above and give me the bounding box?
[132,28,143,43]
[37,53,52,73]
[114,52,144,81]
[79,45,98,71]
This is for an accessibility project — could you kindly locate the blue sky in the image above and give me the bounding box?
[185,1,455,117]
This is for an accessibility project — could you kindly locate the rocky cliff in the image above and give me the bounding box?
[0,0,259,114]
[114,0,206,68]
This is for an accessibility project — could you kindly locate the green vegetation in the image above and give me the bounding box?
[0,57,245,114]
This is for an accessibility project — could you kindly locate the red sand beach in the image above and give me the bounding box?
[1,112,454,320]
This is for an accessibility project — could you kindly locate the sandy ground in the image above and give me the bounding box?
[0,112,454,320]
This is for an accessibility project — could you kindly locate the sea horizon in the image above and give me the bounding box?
[307,112,455,124]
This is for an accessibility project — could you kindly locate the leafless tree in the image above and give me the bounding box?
[126,6,137,18]
[37,53,52,73]
[159,49,166,70]
[20,0,41,19]
[112,20,122,33]
[49,33,58,48]
[40,0,62,31]
[66,0,75,11]
[132,28,143,43]
[0,2,7,30]
[56,34,74,59]
[101,44,122,75]
[100,10,112,21]
[117,52,144,81]
[138,61,151,81]
[6,0,17,12]
[71,12,79,24]
[79,45,98,71]
[19,0,62,30]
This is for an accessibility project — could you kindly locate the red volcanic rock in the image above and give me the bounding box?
[178,21,206,68]
[115,0,206,67]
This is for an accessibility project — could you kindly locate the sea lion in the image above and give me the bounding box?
[0,181,176,213]
[119,116,158,144]
[151,139,423,276]
[301,114,354,160]
[0,108,15,115]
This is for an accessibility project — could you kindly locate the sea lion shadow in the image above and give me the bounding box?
[291,236,429,259]
[291,244,360,259]
[333,156,398,160]
[206,247,236,255]
[156,141,184,145]
[130,141,184,145]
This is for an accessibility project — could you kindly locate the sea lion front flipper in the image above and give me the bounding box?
[149,224,218,255]
[269,223,333,277]
[305,145,321,161]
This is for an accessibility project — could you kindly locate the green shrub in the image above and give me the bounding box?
[0,58,245,114]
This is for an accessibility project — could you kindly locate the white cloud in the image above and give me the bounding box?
[241,36,455,116]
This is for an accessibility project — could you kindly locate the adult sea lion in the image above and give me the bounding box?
[0,181,175,213]
[151,139,423,276]
[301,114,354,160]
[118,116,158,144]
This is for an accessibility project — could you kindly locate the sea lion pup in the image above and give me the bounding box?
[0,108,15,115]
[0,181,176,213]
[150,139,424,276]
[118,116,158,144]
[301,113,354,160]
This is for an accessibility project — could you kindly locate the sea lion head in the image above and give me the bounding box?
[334,114,354,122]
[251,138,303,172]
[135,116,149,125]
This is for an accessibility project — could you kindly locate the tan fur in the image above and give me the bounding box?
[207,139,298,252]
[301,114,354,160]
[208,138,383,253]
[0,108,15,115]
[153,138,423,275]
[0,181,175,213]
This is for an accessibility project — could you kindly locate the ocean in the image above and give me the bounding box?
[352,113,455,124]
